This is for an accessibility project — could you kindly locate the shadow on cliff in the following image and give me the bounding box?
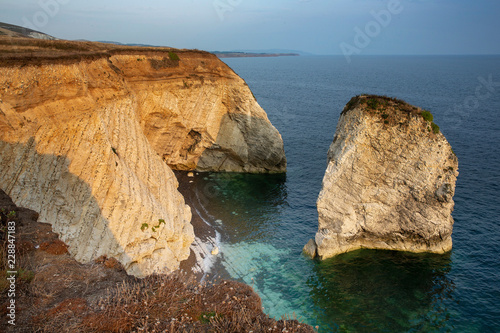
[307,249,455,332]
[0,139,133,272]
[196,113,287,173]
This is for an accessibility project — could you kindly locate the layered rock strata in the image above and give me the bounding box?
[0,42,285,277]
[305,95,458,259]
[129,53,286,172]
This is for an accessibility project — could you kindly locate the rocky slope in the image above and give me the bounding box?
[0,21,56,40]
[305,95,458,259]
[0,38,285,277]
[0,189,312,332]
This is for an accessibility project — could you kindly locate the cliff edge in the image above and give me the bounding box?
[305,95,458,259]
[0,37,285,277]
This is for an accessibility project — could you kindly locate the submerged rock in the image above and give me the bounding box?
[309,95,458,259]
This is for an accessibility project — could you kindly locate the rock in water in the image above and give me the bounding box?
[302,239,317,258]
[310,95,458,259]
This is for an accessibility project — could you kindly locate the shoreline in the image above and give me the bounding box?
[175,170,222,282]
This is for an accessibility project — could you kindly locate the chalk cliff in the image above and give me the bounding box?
[305,95,458,259]
[128,53,286,173]
[0,39,285,277]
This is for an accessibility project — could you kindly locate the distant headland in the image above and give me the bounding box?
[212,51,300,58]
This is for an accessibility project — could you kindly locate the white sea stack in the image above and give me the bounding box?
[305,95,458,259]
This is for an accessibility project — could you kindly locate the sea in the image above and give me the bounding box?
[188,55,500,332]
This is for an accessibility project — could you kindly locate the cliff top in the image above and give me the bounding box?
[343,94,442,136]
[0,35,212,67]
[343,95,419,115]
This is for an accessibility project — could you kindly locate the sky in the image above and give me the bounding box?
[1,0,499,55]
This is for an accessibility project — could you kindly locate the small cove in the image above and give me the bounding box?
[182,55,500,332]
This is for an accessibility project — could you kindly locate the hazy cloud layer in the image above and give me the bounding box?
[1,0,499,55]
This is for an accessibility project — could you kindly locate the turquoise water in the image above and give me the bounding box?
[190,56,500,332]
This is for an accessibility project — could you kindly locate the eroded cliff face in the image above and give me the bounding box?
[305,95,458,259]
[0,47,285,277]
[126,53,286,172]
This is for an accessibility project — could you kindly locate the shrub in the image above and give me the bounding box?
[149,56,179,69]
[17,268,35,283]
[421,110,433,122]
[168,51,180,61]
[366,98,379,110]
[431,122,440,134]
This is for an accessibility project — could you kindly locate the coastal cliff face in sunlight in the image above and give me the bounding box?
[131,54,287,173]
[0,39,285,277]
[305,95,458,259]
